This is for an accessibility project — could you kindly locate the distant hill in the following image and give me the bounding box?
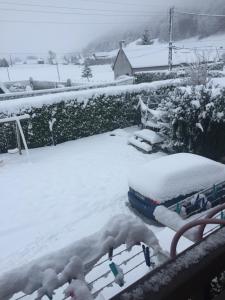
[84,0,225,55]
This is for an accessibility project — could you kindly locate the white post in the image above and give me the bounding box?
[16,118,30,160]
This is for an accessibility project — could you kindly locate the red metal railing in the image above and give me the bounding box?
[170,203,225,259]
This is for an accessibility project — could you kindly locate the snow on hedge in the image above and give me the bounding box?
[0,79,178,115]
[0,214,168,300]
[128,153,225,203]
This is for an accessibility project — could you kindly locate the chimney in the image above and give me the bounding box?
[119,40,125,50]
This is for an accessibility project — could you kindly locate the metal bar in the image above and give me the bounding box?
[89,250,145,286]
[0,114,30,123]
[170,218,225,259]
[197,203,225,240]
[92,260,146,298]
[15,122,22,155]
[16,119,30,159]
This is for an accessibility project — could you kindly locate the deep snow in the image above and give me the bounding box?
[0,64,114,84]
[0,127,166,275]
[0,127,197,299]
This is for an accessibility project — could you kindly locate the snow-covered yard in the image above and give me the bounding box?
[0,127,167,275]
[0,64,114,83]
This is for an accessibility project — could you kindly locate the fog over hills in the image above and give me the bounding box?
[84,0,225,53]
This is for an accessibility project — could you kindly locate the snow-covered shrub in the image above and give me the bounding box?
[156,86,225,160]
[135,69,224,85]
[134,71,183,84]
[208,62,224,71]
[184,61,209,86]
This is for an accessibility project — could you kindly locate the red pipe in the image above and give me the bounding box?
[170,218,225,259]
[196,203,225,241]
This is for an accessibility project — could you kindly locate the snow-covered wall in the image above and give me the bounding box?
[0,215,168,300]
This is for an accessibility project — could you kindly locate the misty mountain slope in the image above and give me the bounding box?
[84,0,225,54]
[96,34,225,68]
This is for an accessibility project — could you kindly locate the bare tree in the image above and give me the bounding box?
[183,51,212,86]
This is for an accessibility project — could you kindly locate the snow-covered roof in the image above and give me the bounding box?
[128,153,225,202]
[123,46,216,69]
[113,35,225,69]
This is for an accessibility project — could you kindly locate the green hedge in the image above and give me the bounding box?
[0,85,178,153]
[0,91,146,152]
[208,62,224,71]
[134,67,225,84]
[134,71,182,84]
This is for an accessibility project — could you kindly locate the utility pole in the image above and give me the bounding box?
[56,60,61,83]
[10,55,13,67]
[6,67,11,81]
[168,7,175,71]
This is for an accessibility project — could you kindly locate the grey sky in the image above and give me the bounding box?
[0,0,207,56]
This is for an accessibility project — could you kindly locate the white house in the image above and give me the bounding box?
[112,40,218,79]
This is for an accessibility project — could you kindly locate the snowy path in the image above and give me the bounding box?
[0,127,165,274]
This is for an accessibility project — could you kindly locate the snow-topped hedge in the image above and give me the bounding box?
[156,86,225,160]
[0,81,176,152]
[134,67,224,84]
[134,71,183,84]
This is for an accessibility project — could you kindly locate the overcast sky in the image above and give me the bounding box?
[0,0,205,57]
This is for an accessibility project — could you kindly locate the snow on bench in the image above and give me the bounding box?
[134,129,164,145]
[145,120,161,130]
[128,137,152,153]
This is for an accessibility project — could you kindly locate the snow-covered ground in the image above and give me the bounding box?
[0,127,168,275]
[0,64,114,83]
[2,34,225,85]
[1,127,208,300]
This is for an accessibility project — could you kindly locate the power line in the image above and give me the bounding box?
[73,0,156,8]
[173,45,225,52]
[175,10,225,18]
[0,7,166,17]
[0,19,152,25]
[0,1,157,14]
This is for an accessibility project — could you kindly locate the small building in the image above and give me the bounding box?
[112,41,172,79]
[37,58,45,64]
[112,41,215,79]
[85,52,115,66]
